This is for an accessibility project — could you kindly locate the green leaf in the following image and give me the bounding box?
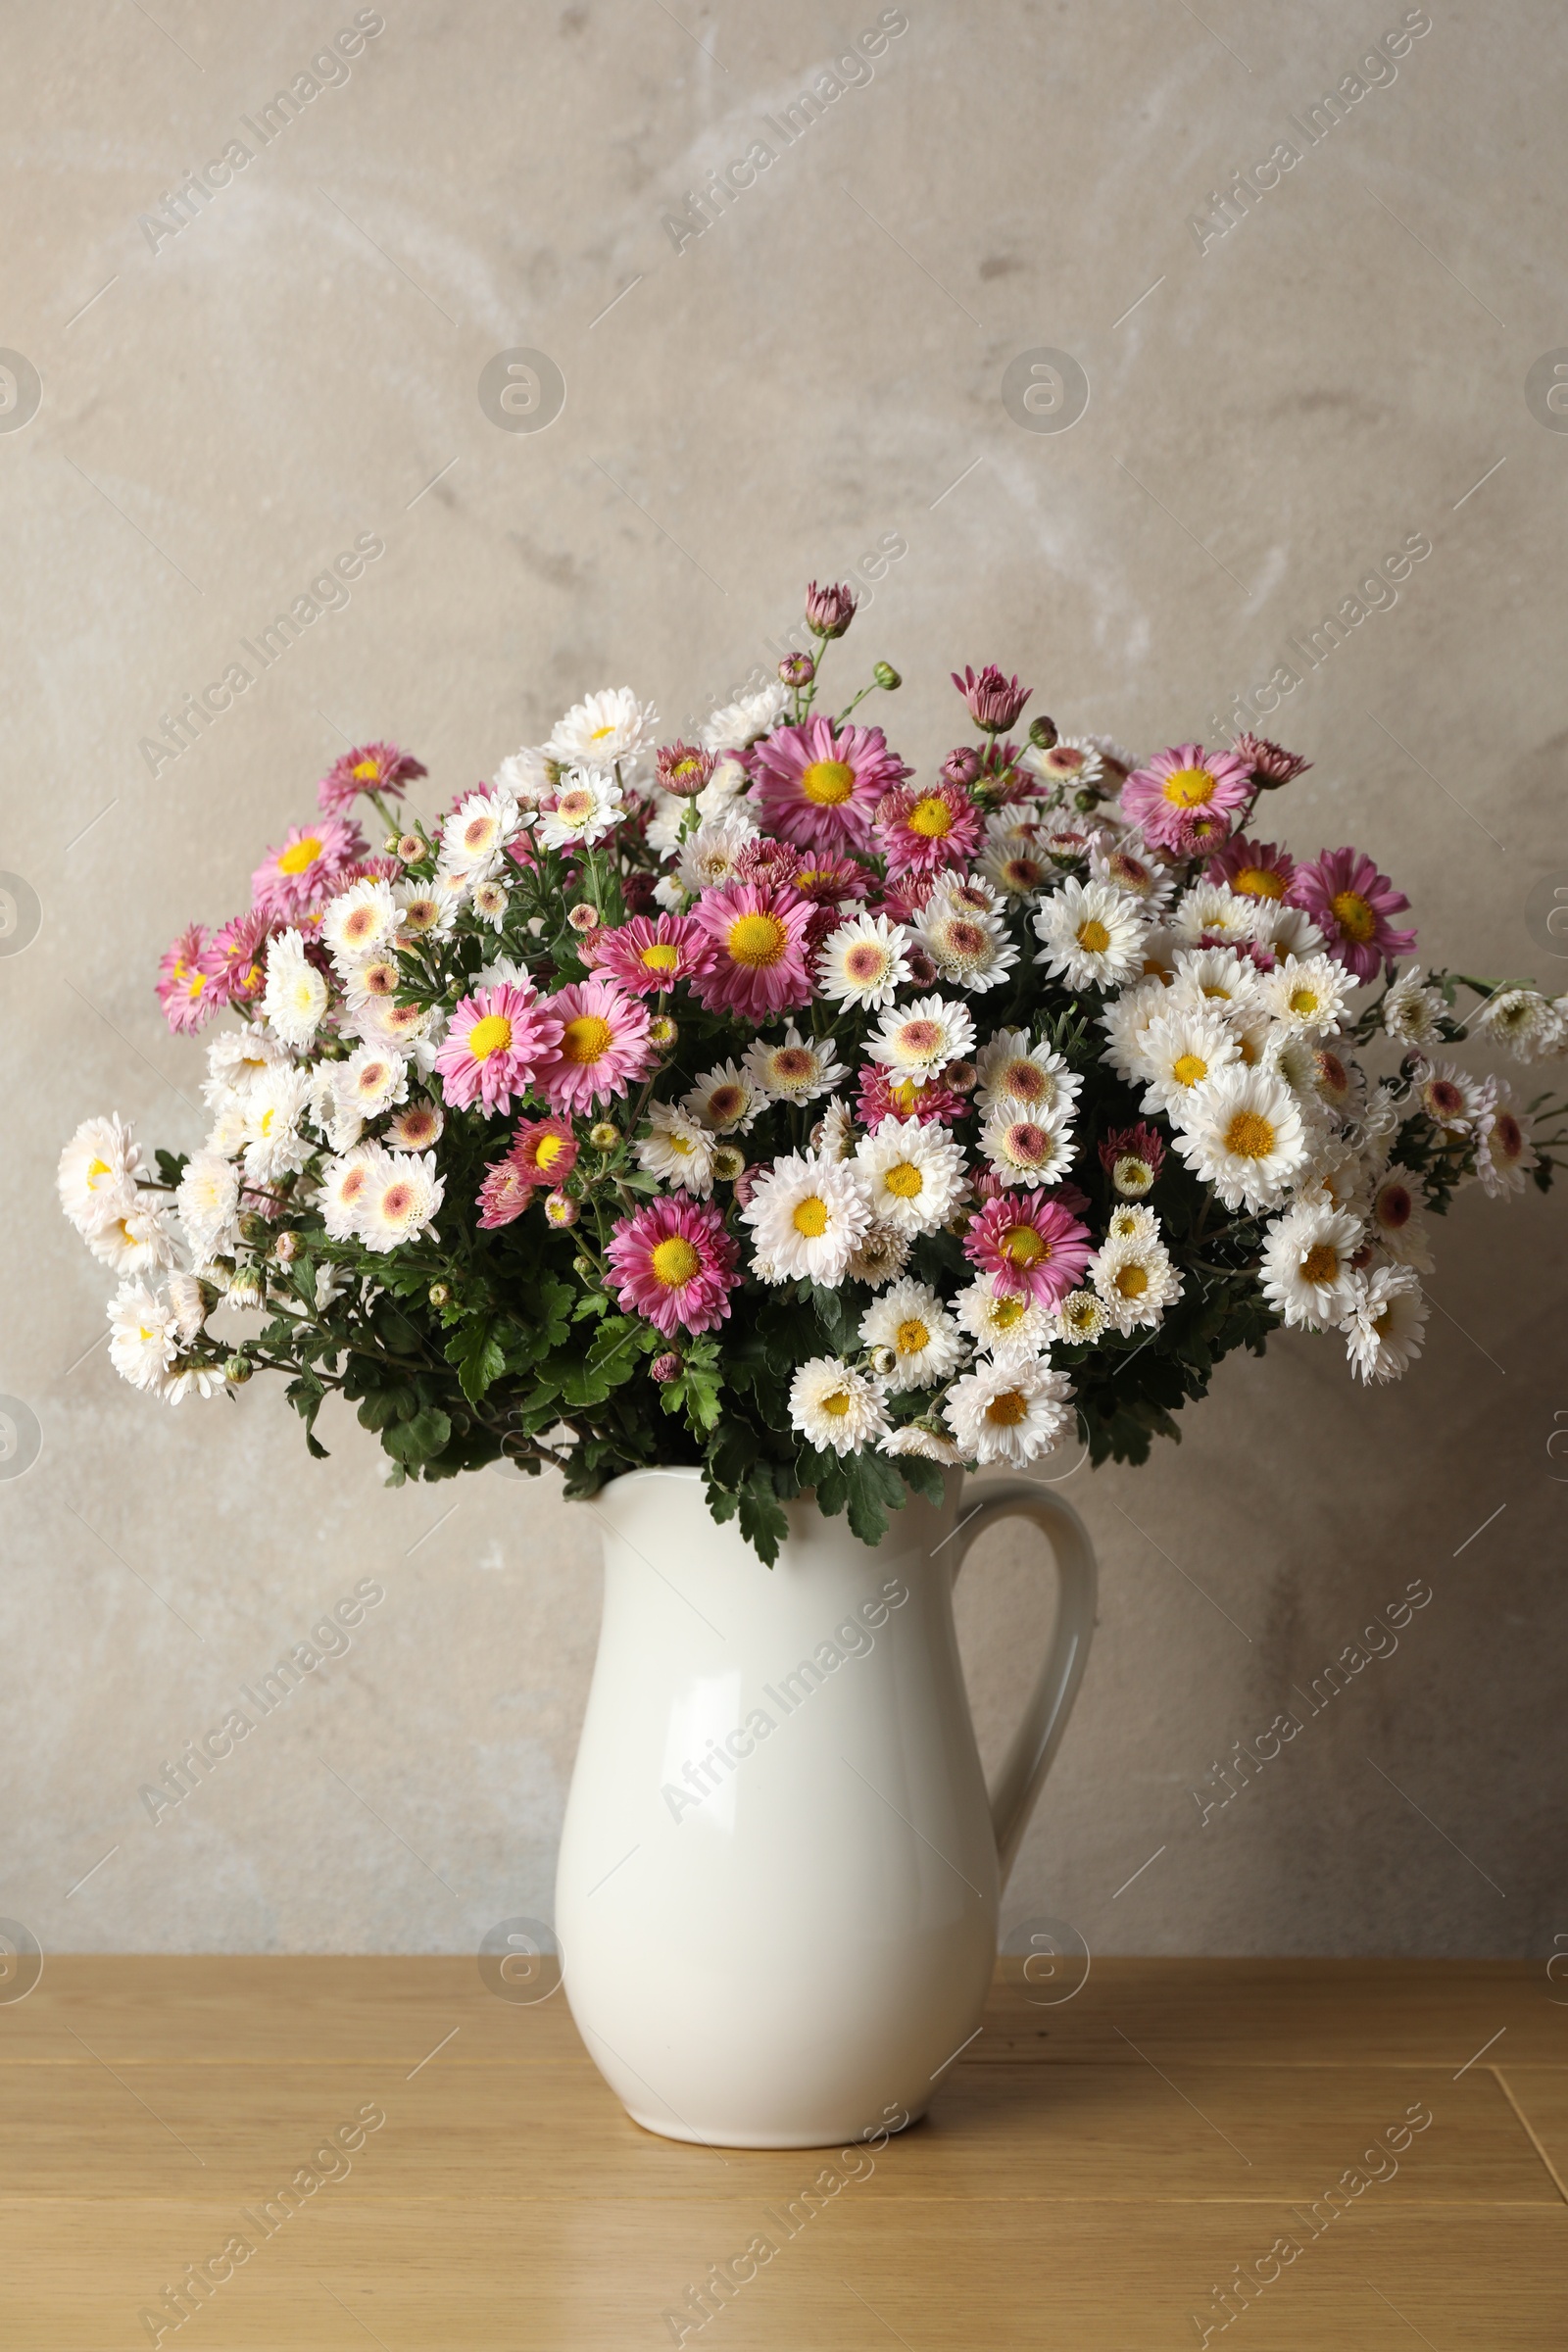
[356,1386,411,1433]
[894,1452,947,1507]
[841,1449,906,1547]
[736,1465,789,1566]
[445,1317,507,1404]
[382,1406,452,1467]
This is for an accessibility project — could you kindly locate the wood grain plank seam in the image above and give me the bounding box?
[1493,2069,1568,2207]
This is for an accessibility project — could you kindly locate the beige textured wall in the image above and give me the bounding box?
[4,0,1565,1962]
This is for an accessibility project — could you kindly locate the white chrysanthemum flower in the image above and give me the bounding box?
[242,1063,315,1184]
[1469,988,1565,1063]
[864,994,976,1082]
[677,808,759,894]
[1310,1043,1366,1123]
[261,930,330,1050]
[974,1029,1082,1121]
[545,686,658,767]
[979,1102,1075,1189]
[1475,1081,1536,1199]
[652,873,689,914]
[954,1275,1051,1355]
[878,1422,965,1465]
[320,1144,388,1241]
[741,1151,871,1285]
[537,766,625,851]
[1024,733,1104,795]
[1054,1289,1109,1346]
[1365,1165,1434,1268]
[915,902,1018,994]
[107,1279,180,1394]
[176,1152,242,1258]
[353,997,444,1079]
[395,874,465,947]
[1354,1083,1402,1162]
[642,792,687,859]
[438,785,521,884]
[471,880,510,930]
[1099,977,1170,1083]
[1172,1064,1310,1213]
[1105,1203,1160,1246]
[358,1151,444,1253]
[321,877,399,971]
[1381,963,1446,1047]
[335,1044,410,1131]
[205,1099,250,1158]
[1089,1231,1183,1332]
[853,1116,967,1235]
[1167,944,1262,1021]
[166,1270,209,1344]
[789,1356,889,1453]
[810,1098,857,1161]
[1411,1057,1485,1133]
[683,1059,760,1135]
[1294,1135,1367,1216]
[695,753,751,821]
[1258,1203,1364,1329]
[1260,954,1349,1037]
[58,1113,141,1234]
[165,1362,232,1404]
[493,744,555,808]
[816,911,912,1009]
[979,808,1054,899]
[203,1028,285,1108]
[1339,1264,1428,1385]
[1033,876,1149,991]
[1248,901,1326,961]
[701,680,789,754]
[1088,839,1176,913]
[1137,1004,1240,1117]
[1265,1028,1328,1103]
[944,1349,1075,1468]
[844,1221,910,1289]
[859,1278,965,1390]
[635,1103,716,1198]
[743,1028,847,1106]
[1171,880,1256,949]
[85,1199,179,1275]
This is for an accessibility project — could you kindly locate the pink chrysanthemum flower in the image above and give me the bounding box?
[875,779,984,879]
[790,853,873,906]
[511,1117,578,1187]
[733,837,802,890]
[209,909,270,1004]
[1205,836,1296,903]
[963,1193,1094,1304]
[689,884,815,1021]
[476,1155,534,1230]
[856,1067,967,1128]
[605,1196,740,1339]
[952,665,1031,734]
[533,978,653,1115]
[591,913,713,999]
[251,817,366,922]
[1289,847,1416,981]
[748,716,910,852]
[1120,743,1253,855]
[156,925,224,1033]
[318,742,427,817]
[433,982,564,1114]
[1233,732,1311,787]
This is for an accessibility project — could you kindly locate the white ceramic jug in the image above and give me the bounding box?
[555,1464,1097,2148]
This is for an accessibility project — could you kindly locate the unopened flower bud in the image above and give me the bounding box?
[588,1122,619,1151]
[272,1230,300,1265]
[239,1212,270,1247]
[545,1190,579,1228]
[940,746,983,790]
[869,1344,897,1378]
[428,1282,451,1306]
[732,1168,762,1208]
[778,651,816,687]
[650,1351,681,1384]
[1073,787,1101,813]
[805,579,857,638]
[567,903,601,934]
[398,833,428,863]
[1028,715,1059,752]
[384,832,402,855]
[656,740,715,798]
[872,662,901,691]
[945,1059,978,1095]
[223,1353,253,1385]
[647,1014,678,1052]
[711,1144,746,1183]
[228,1265,265,1308]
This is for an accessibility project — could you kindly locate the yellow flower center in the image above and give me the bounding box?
[536,1134,565,1171]
[821,1389,853,1416]
[352,758,379,781]
[589,722,618,740]
[986,1390,1029,1426]
[906,795,955,839]
[1003,1225,1047,1267]
[1171,1053,1207,1087]
[1300,1242,1340,1283]
[1288,986,1319,1016]
[792,1196,830,1238]
[727,912,788,967]
[466,1014,514,1061]
[651,1237,700,1287]
[562,1015,612,1064]
[889,1078,924,1114]
[1115,1263,1149,1298]
[1077,917,1111,954]
[1224,1109,1277,1160]
[277,836,321,875]
[992,1296,1027,1329]
[800,760,857,807]
[1160,766,1216,808]
[640,942,680,972]
[883,1161,923,1199]
[896,1318,930,1354]
[88,1157,111,1180]
[1231,865,1284,900]
[1331,889,1376,943]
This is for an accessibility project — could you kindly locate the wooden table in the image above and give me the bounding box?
[4,1958,1565,2346]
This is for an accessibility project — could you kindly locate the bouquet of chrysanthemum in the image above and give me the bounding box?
[58,583,1568,1558]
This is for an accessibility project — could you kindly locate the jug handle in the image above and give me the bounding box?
[950,1479,1098,1885]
